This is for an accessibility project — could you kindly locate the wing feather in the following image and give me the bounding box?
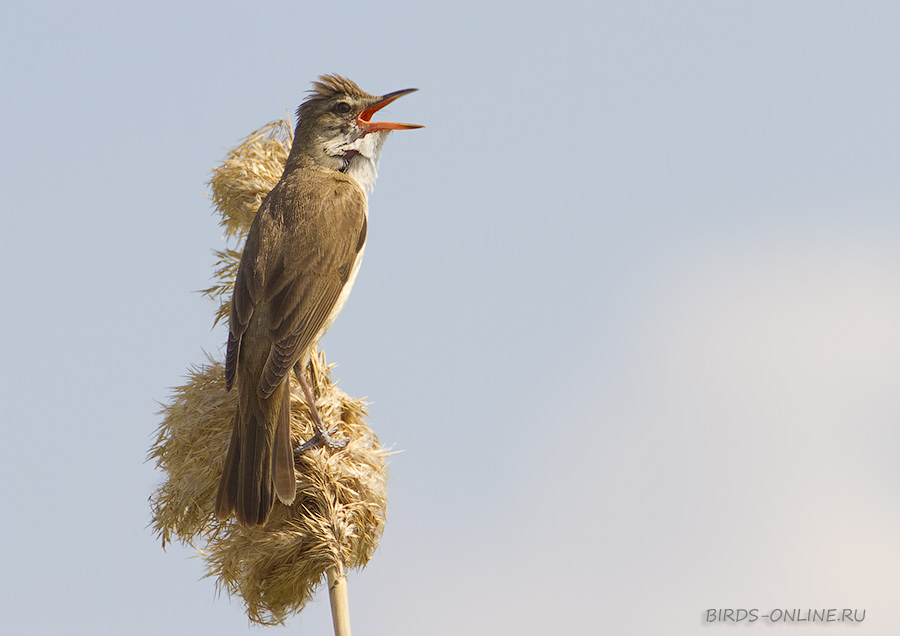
[254,176,367,399]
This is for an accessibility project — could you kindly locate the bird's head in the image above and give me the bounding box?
[289,74,422,191]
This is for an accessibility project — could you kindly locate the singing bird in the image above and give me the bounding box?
[215,75,422,526]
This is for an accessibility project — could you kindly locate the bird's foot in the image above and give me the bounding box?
[296,424,349,455]
[292,362,349,455]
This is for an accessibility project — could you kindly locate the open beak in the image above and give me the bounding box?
[358,88,424,132]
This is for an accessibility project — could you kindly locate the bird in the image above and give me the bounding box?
[214,74,422,527]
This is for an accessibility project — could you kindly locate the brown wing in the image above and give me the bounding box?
[224,211,268,391]
[225,172,367,395]
[256,177,367,398]
[256,257,349,396]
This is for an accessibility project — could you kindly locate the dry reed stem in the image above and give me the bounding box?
[328,566,352,636]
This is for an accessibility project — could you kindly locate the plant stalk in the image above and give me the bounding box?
[327,565,351,636]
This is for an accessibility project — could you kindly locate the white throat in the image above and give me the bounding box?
[325,131,388,193]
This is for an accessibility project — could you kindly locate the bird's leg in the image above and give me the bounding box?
[293,362,349,454]
[306,358,320,399]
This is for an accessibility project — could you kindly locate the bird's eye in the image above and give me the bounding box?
[334,102,351,114]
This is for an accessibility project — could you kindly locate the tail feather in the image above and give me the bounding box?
[214,415,241,520]
[236,405,273,525]
[214,380,295,526]
[273,381,297,504]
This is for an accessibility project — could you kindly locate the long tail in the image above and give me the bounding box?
[215,380,296,526]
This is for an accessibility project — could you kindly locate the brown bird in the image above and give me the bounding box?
[215,75,422,526]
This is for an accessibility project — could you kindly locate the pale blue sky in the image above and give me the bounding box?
[3,2,900,634]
